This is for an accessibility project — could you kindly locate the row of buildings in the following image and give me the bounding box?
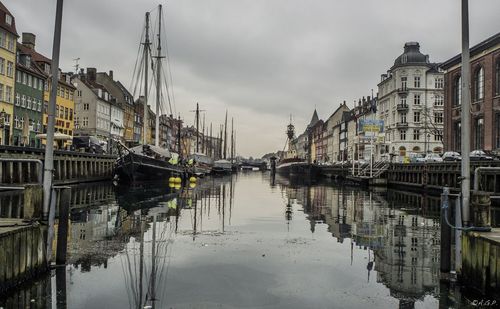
[0,2,222,157]
[289,32,500,163]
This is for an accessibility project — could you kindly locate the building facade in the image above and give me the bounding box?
[377,42,444,161]
[441,32,500,152]
[13,45,44,147]
[0,2,18,145]
[72,68,114,146]
[324,102,350,162]
[19,33,76,147]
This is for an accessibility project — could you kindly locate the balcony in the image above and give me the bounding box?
[396,104,409,112]
[396,122,409,129]
[397,87,409,95]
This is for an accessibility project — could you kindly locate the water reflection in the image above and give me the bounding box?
[0,173,494,308]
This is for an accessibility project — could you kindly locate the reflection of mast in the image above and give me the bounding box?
[150,214,157,307]
[139,214,145,307]
[193,191,197,241]
[222,182,226,232]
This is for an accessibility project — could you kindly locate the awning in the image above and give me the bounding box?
[36,132,73,140]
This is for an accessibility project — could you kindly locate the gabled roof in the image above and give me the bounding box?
[307,109,319,128]
[0,2,18,37]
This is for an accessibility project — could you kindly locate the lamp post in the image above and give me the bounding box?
[0,109,6,145]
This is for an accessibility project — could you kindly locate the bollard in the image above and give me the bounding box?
[56,187,71,265]
[470,191,491,228]
[440,187,452,275]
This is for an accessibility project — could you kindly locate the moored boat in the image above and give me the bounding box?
[189,152,213,176]
[212,159,233,174]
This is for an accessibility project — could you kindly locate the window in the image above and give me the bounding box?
[475,118,484,150]
[414,94,421,105]
[474,67,484,101]
[5,14,12,26]
[435,77,444,89]
[0,58,4,75]
[44,102,48,114]
[435,130,443,141]
[0,32,4,48]
[38,100,42,112]
[15,93,19,106]
[33,78,38,90]
[77,90,82,97]
[74,117,79,128]
[400,130,407,140]
[6,61,13,77]
[39,80,43,91]
[83,116,89,127]
[5,86,11,103]
[401,76,407,89]
[14,116,19,129]
[400,97,407,106]
[0,83,3,101]
[413,129,420,140]
[83,103,89,110]
[19,117,24,130]
[496,59,500,96]
[453,76,462,106]
[401,54,408,64]
[414,112,420,123]
[401,112,407,123]
[56,105,59,118]
[65,107,68,120]
[27,97,32,109]
[27,75,32,87]
[65,89,69,99]
[16,71,21,83]
[70,91,74,101]
[69,109,73,120]
[22,72,27,84]
[496,114,500,148]
[414,76,420,88]
[60,106,64,118]
[434,112,443,124]
[21,94,26,107]
[434,95,443,106]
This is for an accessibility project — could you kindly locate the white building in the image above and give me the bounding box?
[377,42,444,161]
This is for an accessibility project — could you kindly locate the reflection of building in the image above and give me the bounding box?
[374,207,440,307]
[377,42,444,160]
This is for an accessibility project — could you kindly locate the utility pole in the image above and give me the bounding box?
[461,0,471,225]
[142,12,150,145]
[154,5,163,147]
[43,0,64,262]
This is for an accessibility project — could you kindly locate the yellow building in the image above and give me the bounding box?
[19,33,76,148]
[0,3,18,145]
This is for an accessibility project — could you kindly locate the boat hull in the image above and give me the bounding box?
[276,162,320,178]
[114,152,185,183]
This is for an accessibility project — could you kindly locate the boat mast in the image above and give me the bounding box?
[230,117,234,163]
[202,114,205,154]
[154,5,162,147]
[143,12,151,145]
[209,122,213,159]
[177,115,182,155]
[196,103,199,153]
[223,110,228,159]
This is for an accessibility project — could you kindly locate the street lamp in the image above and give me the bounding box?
[0,109,6,145]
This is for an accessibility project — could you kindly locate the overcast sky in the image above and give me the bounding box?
[6,0,500,157]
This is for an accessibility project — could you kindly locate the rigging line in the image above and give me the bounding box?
[161,64,173,116]
[132,53,145,99]
[129,21,146,93]
[162,10,177,117]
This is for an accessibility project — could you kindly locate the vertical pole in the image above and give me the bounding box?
[440,187,452,274]
[143,13,150,146]
[43,0,64,220]
[210,122,213,159]
[202,114,205,154]
[223,110,228,159]
[177,116,181,156]
[230,117,234,163]
[196,103,199,153]
[155,5,162,147]
[370,136,373,178]
[56,187,70,265]
[151,213,157,304]
[352,145,355,176]
[455,194,462,272]
[460,0,471,225]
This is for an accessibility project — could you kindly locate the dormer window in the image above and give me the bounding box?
[44,64,50,74]
[401,54,408,64]
[5,15,12,26]
[25,56,31,68]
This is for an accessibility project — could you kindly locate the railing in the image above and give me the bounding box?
[397,87,409,95]
[396,122,409,128]
[396,104,409,111]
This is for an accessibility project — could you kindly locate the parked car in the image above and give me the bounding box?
[73,136,105,154]
[470,150,493,161]
[408,153,425,163]
[424,153,443,163]
[442,151,461,161]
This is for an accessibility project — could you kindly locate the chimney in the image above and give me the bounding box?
[22,33,36,50]
[87,67,97,82]
[109,70,113,80]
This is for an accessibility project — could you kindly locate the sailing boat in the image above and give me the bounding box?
[115,6,184,183]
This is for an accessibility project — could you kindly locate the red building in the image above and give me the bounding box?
[441,32,500,152]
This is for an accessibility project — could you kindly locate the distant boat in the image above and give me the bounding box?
[212,159,233,174]
[189,152,213,176]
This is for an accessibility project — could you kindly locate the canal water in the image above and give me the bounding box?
[0,172,497,308]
